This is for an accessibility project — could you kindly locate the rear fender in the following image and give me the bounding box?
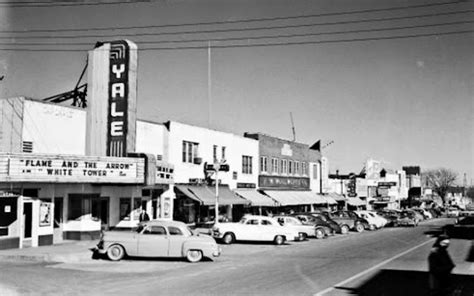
[182,241,212,258]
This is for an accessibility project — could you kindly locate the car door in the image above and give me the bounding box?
[240,218,260,241]
[167,226,188,257]
[138,225,169,257]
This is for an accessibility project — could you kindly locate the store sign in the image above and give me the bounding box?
[378,181,397,187]
[259,175,309,189]
[0,154,144,184]
[107,40,130,157]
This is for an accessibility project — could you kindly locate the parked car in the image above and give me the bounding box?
[211,215,301,245]
[273,215,318,239]
[458,204,474,217]
[411,208,432,219]
[302,212,342,234]
[376,209,401,227]
[354,211,387,230]
[404,209,424,223]
[443,215,474,239]
[95,220,221,263]
[318,210,367,233]
[397,210,419,227]
[291,213,336,238]
[446,207,460,218]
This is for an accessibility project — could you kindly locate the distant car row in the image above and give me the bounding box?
[93,207,446,263]
[211,209,413,245]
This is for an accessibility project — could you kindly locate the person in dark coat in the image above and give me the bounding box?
[428,234,455,296]
[139,210,150,222]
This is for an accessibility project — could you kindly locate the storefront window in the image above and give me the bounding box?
[119,198,131,221]
[133,198,142,220]
[68,194,100,220]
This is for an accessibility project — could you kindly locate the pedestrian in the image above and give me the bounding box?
[428,234,455,296]
[139,209,150,222]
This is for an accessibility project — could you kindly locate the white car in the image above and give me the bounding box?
[355,211,387,230]
[211,215,301,245]
[273,215,318,239]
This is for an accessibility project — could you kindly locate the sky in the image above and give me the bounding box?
[0,0,473,184]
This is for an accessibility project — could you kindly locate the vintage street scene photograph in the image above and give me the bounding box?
[0,0,473,295]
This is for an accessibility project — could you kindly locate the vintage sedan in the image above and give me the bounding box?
[354,211,387,230]
[95,220,221,263]
[273,215,321,239]
[211,215,301,245]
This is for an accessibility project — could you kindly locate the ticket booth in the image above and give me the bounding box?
[0,195,54,250]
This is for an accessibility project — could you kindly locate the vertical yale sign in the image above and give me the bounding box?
[108,40,129,157]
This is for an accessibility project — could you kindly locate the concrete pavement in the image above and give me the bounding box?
[0,239,98,263]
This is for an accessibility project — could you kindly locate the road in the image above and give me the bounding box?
[0,218,472,296]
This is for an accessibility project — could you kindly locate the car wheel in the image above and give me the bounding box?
[315,228,325,239]
[186,250,203,263]
[340,225,349,234]
[355,223,364,233]
[369,224,376,231]
[222,232,235,245]
[274,235,285,245]
[107,244,125,261]
[393,222,398,227]
[299,233,308,240]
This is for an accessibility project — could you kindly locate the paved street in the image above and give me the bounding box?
[0,218,473,296]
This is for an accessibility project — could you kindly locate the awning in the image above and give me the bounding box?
[234,190,277,207]
[263,190,323,206]
[347,198,366,207]
[327,193,346,202]
[321,195,338,205]
[176,185,250,206]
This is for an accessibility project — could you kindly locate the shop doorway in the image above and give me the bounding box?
[100,197,109,230]
[53,198,63,243]
[23,202,32,247]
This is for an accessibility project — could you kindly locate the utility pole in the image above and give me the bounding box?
[290,112,296,142]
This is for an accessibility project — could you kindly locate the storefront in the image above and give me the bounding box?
[174,184,250,224]
[0,153,173,243]
[0,194,54,249]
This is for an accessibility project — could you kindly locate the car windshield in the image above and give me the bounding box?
[136,224,145,233]
[184,227,194,236]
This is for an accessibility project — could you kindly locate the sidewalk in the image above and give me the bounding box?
[0,239,98,263]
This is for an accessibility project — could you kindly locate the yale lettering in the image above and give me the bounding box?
[111,121,124,136]
[112,64,125,79]
[111,83,125,98]
[110,102,124,117]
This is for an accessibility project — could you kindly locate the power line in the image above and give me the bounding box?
[3,20,472,47]
[0,0,154,8]
[0,29,471,52]
[2,10,472,40]
[1,0,470,33]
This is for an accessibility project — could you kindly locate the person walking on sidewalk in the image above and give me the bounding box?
[428,234,456,296]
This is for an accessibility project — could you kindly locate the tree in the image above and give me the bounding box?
[423,168,458,205]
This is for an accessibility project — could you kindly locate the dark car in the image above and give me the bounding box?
[305,212,342,234]
[377,209,402,227]
[397,210,419,227]
[443,215,474,239]
[292,213,338,237]
[315,210,366,233]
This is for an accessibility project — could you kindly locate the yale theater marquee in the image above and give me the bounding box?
[0,153,145,184]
